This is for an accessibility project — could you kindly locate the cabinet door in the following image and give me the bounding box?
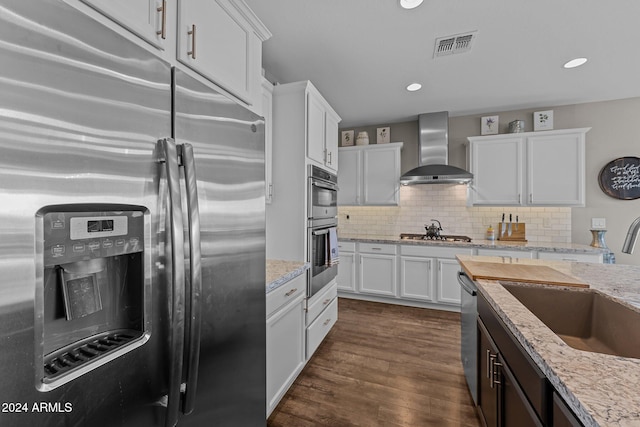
[306,91,326,166]
[266,294,305,416]
[337,251,356,292]
[399,256,434,301]
[177,0,254,104]
[337,149,361,205]
[363,146,401,205]
[470,137,523,205]
[500,353,544,427]
[478,320,499,427]
[262,78,273,204]
[553,392,583,427]
[436,259,463,305]
[324,113,339,172]
[527,132,585,206]
[477,248,533,260]
[359,253,397,297]
[81,0,166,49]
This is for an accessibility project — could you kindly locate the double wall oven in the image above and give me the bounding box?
[307,165,338,299]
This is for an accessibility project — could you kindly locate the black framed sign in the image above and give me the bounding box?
[598,156,640,200]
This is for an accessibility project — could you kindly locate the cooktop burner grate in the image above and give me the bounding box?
[400,233,472,243]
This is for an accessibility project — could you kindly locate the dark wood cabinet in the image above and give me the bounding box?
[553,392,583,427]
[477,319,543,427]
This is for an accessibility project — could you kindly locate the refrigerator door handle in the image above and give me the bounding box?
[179,143,203,415]
[158,138,187,427]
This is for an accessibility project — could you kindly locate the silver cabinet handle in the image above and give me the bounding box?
[492,361,502,387]
[327,151,333,165]
[187,24,196,59]
[179,143,202,415]
[323,298,331,306]
[285,288,298,297]
[486,350,491,379]
[323,318,332,326]
[156,0,167,39]
[157,138,186,427]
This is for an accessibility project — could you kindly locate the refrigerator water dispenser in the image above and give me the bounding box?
[36,205,150,389]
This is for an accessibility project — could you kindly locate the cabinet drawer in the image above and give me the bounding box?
[537,251,602,263]
[477,248,533,259]
[337,241,356,252]
[307,281,338,325]
[401,245,473,258]
[359,242,396,255]
[266,274,306,318]
[307,297,338,358]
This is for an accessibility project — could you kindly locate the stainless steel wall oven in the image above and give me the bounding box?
[307,166,338,298]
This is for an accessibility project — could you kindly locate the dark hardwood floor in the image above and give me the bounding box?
[268,298,482,427]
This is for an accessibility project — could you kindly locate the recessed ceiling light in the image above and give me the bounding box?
[406,83,422,91]
[563,57,588,69]
[400,0,424,9]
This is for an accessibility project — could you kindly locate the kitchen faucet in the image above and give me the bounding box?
[622,216,640,254]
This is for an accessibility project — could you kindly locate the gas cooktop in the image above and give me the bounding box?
[399,233,472,243]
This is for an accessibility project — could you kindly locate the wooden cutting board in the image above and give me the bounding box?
[459,260,589,288]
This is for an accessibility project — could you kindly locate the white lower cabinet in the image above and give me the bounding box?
[337,241,356,292]
[537,251,603,263]
[400,245,473,308]
[477,248,534,260]
[306,281,338,359]
[358,243,397,297]
[266,275,306,416]
[400,256,435,301]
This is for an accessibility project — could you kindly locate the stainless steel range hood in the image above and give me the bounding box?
[400,111,473,185]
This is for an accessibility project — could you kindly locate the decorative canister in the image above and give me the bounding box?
[355,131,369,146]
[508,120,525,133]
[485,225,496,241]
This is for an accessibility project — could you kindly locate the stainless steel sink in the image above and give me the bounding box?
[501,283,640,359]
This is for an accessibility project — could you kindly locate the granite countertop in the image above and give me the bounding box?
[339,234,608,254]
[458,255,640,427]
[266,259,309,294]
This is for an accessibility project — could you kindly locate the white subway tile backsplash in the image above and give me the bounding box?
[338,186,571,243]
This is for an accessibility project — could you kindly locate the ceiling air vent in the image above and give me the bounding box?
[434,31,477,57]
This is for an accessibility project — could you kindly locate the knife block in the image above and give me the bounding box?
[497,222,527,242]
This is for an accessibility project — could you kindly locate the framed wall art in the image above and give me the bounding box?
[533,110,553,131]
[481,115,499,135]
[341,130,354,146]
[377,127,390,144]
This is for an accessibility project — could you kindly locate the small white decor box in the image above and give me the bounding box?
[533,110,553,131]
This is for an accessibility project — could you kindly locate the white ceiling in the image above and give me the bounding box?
[245,0,640,128]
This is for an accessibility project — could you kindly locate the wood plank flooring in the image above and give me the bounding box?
[268,298,482,427]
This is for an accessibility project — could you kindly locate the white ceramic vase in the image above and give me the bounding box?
[355,131,369,146]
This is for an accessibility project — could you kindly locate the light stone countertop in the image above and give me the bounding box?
[338,234,609,255]
[458,255,640,427]
[266,259,309,294]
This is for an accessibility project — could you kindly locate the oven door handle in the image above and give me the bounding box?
[312,229,330,236]
[311,181,339,192]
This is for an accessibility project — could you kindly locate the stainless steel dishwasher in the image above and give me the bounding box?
[458,271,478,405]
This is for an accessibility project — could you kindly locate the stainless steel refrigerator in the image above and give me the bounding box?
[0,1,266,426]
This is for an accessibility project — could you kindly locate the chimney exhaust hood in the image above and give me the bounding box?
[399,111,473,185]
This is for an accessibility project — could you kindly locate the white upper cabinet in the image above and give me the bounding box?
[177,0,269,107]
[80,0,167,49]
[72,0,271,111]
[468,128,589,207]
[338,143,403,206]
[306,84,341,172]
[469,136,523,205]
[526,131,585,206]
